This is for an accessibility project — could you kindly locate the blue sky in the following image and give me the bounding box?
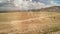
[0,0,60,10]
[55,0,60,4]
[32,0,60,5]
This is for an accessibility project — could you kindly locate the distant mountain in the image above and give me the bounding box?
[30,6,60,12]
[0,6,60,13]
[40,6,60,12]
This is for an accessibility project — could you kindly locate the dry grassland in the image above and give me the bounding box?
[0,12,60,34]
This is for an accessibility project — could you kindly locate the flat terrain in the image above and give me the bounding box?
[0,12,60,34]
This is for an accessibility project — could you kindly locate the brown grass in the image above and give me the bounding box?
[0,12,60,34]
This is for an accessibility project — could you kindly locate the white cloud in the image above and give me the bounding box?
[13,0,51,10]
[50,1,56,5]
[50,0,60,6]
[0,0,52,10]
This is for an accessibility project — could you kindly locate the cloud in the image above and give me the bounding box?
[47,0,60,6]
[37,0,60,5]
[0,0,53,10]
[14,0,51,10]
[50,0,60,6]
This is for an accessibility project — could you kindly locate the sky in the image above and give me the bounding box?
[13,0,60,10]
[0,0,60,10]
[33,0,60,5]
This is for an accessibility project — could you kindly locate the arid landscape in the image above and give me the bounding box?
[0,6,60,34]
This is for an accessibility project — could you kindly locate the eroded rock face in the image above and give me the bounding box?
[0,12,60,34]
